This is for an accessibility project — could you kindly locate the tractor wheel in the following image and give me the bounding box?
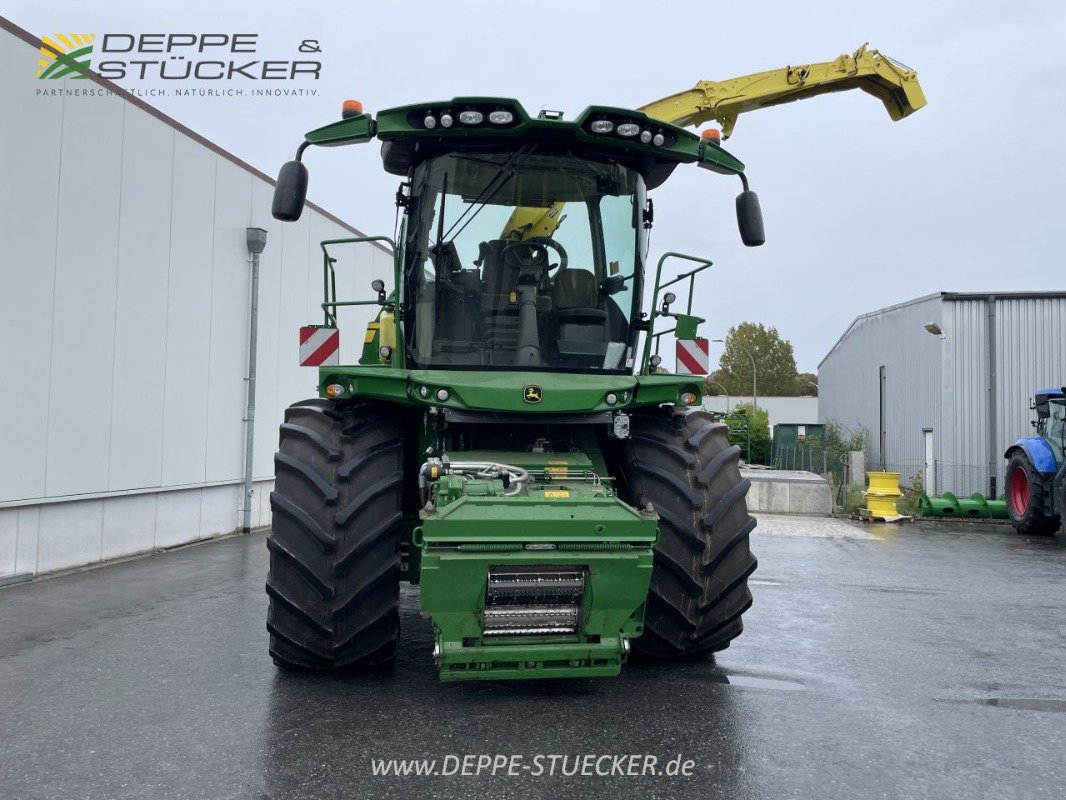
[266,399,405,669]
[612,409,758,657]
[1005,451,1060,536]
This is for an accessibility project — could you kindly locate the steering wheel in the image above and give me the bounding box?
[501,236,568,276]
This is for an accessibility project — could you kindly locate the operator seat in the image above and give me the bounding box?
[553,270,606,342]
[476,240,522,353]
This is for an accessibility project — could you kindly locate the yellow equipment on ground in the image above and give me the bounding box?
[864,471,904,520]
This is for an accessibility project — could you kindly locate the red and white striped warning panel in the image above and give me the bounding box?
[299,326,340,366]
[675,337,709,375]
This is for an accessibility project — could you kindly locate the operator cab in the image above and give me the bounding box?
[1035,388,1066,464]
[404,150,645,373]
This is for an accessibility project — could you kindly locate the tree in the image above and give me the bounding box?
[715,323,799,397]
[793,372,818,396]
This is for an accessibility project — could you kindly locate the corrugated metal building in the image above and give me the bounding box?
[819,292,1066,496]
[0,19,392,578]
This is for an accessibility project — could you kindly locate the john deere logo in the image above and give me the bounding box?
[38,34,95,79]
[524,385,543,404]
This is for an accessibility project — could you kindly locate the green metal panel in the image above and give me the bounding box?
[304,113,375,146]
[289,97,749,180]
[773,423,825,448]
[415,437,658,680]
[422,549,652,681]
[315,366,703,413]
[420,477,653,544]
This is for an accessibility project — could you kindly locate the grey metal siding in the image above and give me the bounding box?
[945,295,1066,493]
[821,292,1066,496]
[818,295,943,484]
[940,299,989,492]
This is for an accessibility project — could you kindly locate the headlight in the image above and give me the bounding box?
[440,113,454,128]
[489,110,514,124]
[435,388,450,402]
[617,123,639,137]
[458,110,484,125]
[589,120,614,134]
[324,383,346,398]
[423,114,436,129]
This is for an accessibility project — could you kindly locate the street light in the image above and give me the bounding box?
[923,322,946,339]
[707,381,731,413]
[712,338,757,408]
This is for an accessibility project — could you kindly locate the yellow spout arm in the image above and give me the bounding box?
[499,44,924,242]
[638,44,926,137]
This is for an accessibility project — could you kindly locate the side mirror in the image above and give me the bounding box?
[736,190,765,247]
[272,160,308,222]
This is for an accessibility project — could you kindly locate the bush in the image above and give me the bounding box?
[724,403,771,464]
[843,484,866,514]
[896,471,925,516]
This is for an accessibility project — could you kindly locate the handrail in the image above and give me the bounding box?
[318,235,402,366]
[641,252,712,374]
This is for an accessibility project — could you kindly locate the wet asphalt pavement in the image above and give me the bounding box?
[1,515,1064,800]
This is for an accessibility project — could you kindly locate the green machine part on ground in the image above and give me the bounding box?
[919,492,1008,520]
[261,91,908,681]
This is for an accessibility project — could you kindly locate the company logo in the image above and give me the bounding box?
[523,385,543,404]
[38,34,95,79]
[33,32,323,89]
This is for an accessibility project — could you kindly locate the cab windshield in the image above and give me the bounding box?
[1046,398,1065,464]
[404,151,644,372]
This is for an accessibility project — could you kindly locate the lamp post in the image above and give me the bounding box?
[707,381,731,414]
[712,338,757,408]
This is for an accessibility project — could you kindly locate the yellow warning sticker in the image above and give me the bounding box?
[545,460,568,477]
[544,490,570,499]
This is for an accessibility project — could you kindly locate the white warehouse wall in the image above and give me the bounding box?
[0,21,393,577]
[702,395,819,431]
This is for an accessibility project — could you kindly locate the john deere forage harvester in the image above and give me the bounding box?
[266,54,924,680]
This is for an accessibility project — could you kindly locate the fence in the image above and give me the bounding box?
[770,445,830,474]
[772,446,991,493]
[881,459,991,499]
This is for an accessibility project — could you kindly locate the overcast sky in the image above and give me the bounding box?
[9,0,1066,372]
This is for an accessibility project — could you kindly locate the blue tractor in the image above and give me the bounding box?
[1004,388,1065,536]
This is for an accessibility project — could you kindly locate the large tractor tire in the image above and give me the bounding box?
[612,409,758,657]
[266,399,405,669]
[1005,451,1060,536]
